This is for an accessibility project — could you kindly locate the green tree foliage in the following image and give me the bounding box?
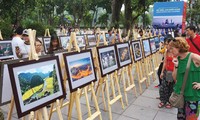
[0,19,13,39]
[0,0,154,36]
[124,0,153,30]
[30,75,44,88]
[52,65,59,93]
[97,13,109,27]
[187,0,200,31]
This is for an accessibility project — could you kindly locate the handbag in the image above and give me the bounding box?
[169,53,192,108]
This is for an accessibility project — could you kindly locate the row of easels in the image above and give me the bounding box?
[49,32,102,120]
[7,29,56,120]
[94,32,138,120]
[6,28,163,120]
[132,29,163,94]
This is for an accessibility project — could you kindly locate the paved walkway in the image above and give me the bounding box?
[1,78,178,120]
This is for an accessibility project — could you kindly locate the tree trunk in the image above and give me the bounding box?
[111,0,124,28]
[125,0,132,31]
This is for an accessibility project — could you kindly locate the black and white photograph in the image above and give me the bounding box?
[43,37,51,53]
[97,45,118,76]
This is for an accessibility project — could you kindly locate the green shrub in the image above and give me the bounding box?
[24,22,45,37]
[0,20,13,39]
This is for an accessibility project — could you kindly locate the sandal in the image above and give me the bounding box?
[158,102,165,108]
[165,102,172,109]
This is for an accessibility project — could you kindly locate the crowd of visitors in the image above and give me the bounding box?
[4,25,200,120]
[154,25,200,120]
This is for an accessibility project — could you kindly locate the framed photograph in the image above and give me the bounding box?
[115,42,132,68]
[0,58,28,106]
[63,50,96,92]
[149,38,157,54]
[105,33,109,41]
[43,37,51,53]
[76,35,86,47]
[98,33,105,43]
[131,40,143,62]
[59,36,70,49]
[8,56,65,118]
[97,45,119,76]
[142,39,151,57]
[0,40,13,60]
[87,34,96,47]
[154,36,160,50]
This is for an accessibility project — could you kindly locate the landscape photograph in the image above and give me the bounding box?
[69,57,93,81]
[17,64,59,105]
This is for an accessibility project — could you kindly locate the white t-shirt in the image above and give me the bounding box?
[11,36,31,59]
[20,44,30,58]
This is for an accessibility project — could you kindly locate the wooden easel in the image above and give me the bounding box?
[7,29,52,120]
[44,29,51,37]
[146,31,156,85]
[120,65,137,105]
[104,71,124,120]
[0,30,3,40]
[49,33,80,120]
[133,29,148,94]
[65,32,102,120]
[117,30,137,105]
[95,34,125,120]
[92,47,107,111]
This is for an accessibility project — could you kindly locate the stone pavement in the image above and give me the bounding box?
[1,78,178,120]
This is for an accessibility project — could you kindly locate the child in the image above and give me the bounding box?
[158,37,175,109]
[48,35,62,54]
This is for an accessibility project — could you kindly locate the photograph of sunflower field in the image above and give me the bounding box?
[17,64,59,105]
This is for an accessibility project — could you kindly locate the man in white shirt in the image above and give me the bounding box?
[21,29,30,58]
[11,27,25,59]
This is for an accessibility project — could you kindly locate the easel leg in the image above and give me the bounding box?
[91,82,102,120]
[114,71,124,109]
[49,103,54,119]
[68,92,75,120]
[84,87,92,117]
[75,89,82,120]
[97,78,107,111]
[37,110,43,120]
[105,76,112,120]
[28,111,34,120]
[122,67,128,106]
[56,100,63,120]
[7,96,14,120]
[128,65,137,97]
[43,107,49,120]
